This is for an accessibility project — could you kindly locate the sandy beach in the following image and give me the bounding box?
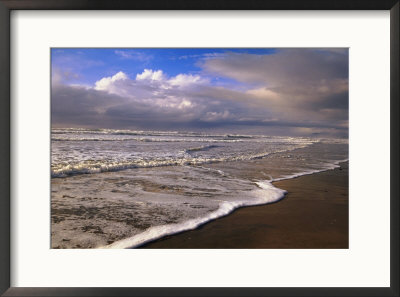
[141,162,348,249]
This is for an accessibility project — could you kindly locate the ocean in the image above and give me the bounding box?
[51,128,348,248]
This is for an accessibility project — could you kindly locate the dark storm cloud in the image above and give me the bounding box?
[201,49,348,85]
[199,49,349,136]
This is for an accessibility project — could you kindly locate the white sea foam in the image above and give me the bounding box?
[51,154,262,178]
[51,136,246,143]
[185,144,219,153]
[51,149,306,178]
[52,128,319,143]
[101,180,286,249]
[272,158,348,182]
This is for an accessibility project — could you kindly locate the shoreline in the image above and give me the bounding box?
[140,161,349,249]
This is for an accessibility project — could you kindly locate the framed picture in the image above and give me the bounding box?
[1,1,398,296]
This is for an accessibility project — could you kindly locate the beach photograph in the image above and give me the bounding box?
[51,48,349,249]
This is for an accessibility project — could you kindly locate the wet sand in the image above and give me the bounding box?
[141,162,348,249]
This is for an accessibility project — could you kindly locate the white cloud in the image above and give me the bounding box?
[114,50,152,61]
[94,70,210,105]
[94,71,128,91]
[91,70,209,118]
[136,69,165,81]
[168,74,208,87]
[178,99,193,109]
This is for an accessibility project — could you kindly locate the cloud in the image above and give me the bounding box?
[53,51,222,129]
[201,49,348,86]
[201,49,349,130]
[114,50,153,62]
[52,68,81,85]
[52,49,349,137]
[179,52,226,60]
[51,84,124,127]
[168,74,208,87]
[52,69,244,129]
[94,71,128,91]
[202,110,232,122]
[136,69,165,81]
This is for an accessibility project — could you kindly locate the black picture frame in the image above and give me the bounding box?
[0,1,398,296]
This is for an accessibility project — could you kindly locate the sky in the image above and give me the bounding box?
[51,48,348,138]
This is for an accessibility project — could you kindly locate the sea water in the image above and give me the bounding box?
[51,128,348,248]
